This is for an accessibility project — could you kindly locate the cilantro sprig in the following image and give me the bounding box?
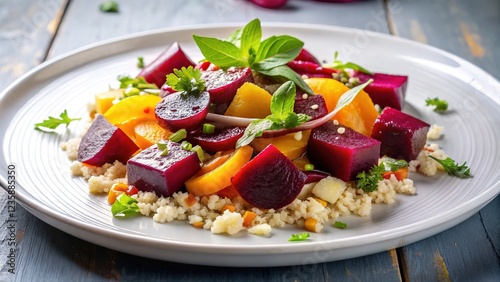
[193,18,313,95]
[288,232,310,242]
[166,66,206,97]
[236,81,311,148]
[325,51,373,75]
[111,194,141,218]
[425,97,448,113]
[35,110,81,131]
[429,156,472,178]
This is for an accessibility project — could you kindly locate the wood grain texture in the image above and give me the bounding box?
[387,0,500,280]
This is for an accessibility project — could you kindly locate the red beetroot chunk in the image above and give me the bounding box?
[202,67,253,104]
[231,144,307,209]
[308,121,381,181]
[188,126,244,153]
[356,72,408,110]
[294,94,328,120]
[371,107,429,161]
[78,115,139,167]
[127,141,200,197]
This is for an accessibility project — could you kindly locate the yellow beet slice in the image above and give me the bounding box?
[95,89,124,114]
[134,120,172,149]
[250,130,311,160]
[305,78,379,136]
[224,82,271,118]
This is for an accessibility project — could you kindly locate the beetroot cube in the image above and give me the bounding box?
[294,94,328,120]
[78,115,139,166]
[371,107,430,161]
[356,72,408,110]
[127,141,200,197]
[308,121,381,181]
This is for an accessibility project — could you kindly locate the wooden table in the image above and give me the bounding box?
[1,0,498,281]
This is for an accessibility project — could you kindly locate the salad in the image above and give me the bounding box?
[44,19,471,239]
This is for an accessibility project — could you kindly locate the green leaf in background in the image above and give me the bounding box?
[257,65,314,95]
[225,28,242,47]
[99,0,119,13]
[111,194,141,218]
[240,18,262,60]
[253,35,303,70]
[192,35,247,68]
[326,51,373,75]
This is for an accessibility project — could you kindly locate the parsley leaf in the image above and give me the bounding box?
[137,56,144,68]
[99,0,119,13]
[355,164,385,193]
[288,232,310,242]
[165,66,206,97]
[325,51,373,75]
[111,194,141,218]
[236,81,311,148]
[429,156,472,178]
[425,97,448,113]
[35,110,81,131]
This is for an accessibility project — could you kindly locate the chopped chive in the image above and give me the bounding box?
[169,129,187,142]
[160,148,169,156]
[333,221,347,229]
[191,145,205,162]
[157,141,167,150]
[124,87,140,97]
[304,164,314,171]
[181,141,192,151]
[202,123,215,135]
[137,83,158,89]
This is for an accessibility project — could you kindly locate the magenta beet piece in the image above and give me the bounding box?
[371,107,430,161]
[202,67,253,104]
[155,91,210,131]
[294,94,328,120]
[295,48,321,64]
[287,60,335,78]
[356,72,408,110]
[159,84,176,98]
[304,170,330,184]
[249,0,288,9]
[137,42,195,87]
[188,127,244,152]
[232,144,307,209]
[127,141,200,197]
[77,115,139,167]
[308,121,381,181]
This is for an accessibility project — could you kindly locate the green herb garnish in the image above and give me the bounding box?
[380,156,408,172]
[181,141,193,151]
[117,75,158,97]
[166,66,206,97]
[169,129,187,143]
[304,164,314,171]
[111,194,140,218]
[429,156,472,178]
[35,110,81,131]
[137,56,145,68]
[157,141,169,156]
[288,232,310,242]
[99,0,119,13]
[202,123,215,135]
[325,51,373,75]
[193,18,313,94]
[191,145,206,162]
[355,164,385,193]
[333,221,347,229]
[236,81,311,148]
[425,97,448,113]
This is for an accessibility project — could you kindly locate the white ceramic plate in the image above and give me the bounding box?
[1,23,499,267]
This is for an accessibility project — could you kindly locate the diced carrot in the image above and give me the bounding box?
[242,211,257,227]
[222,204,236,213]
[192,221,204,229]
[184,193,197,207]
[382,167,408,181]
[314,198,328,208]
[304,218,322,233]
[107,183,127,204]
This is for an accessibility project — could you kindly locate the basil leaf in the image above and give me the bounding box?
[236,119,275,148]
[111,194,140,218]
[192,35,247,68]
[270,81,295,119]
[334,79,373,113]
[226,28,242,47]
[241,18,262,59]
[253,35,303,70]
[257,65,314,95]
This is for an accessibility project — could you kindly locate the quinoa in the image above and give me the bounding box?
[427,124,444,140]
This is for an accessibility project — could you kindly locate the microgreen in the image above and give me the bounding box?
[236,81,311,148]
[425,97,448,113]
[429,156,472,178]
[325,51,373,75]
[355,164,385,193]
[193,18,313,94]
[137,56,145,68]
[111,194,140,218]
[99,0,119,13]
[35,110,81,131]
[288,232,310,242]
[117,75,158,90]
[333,221,347,229]
[165,66,206,97]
